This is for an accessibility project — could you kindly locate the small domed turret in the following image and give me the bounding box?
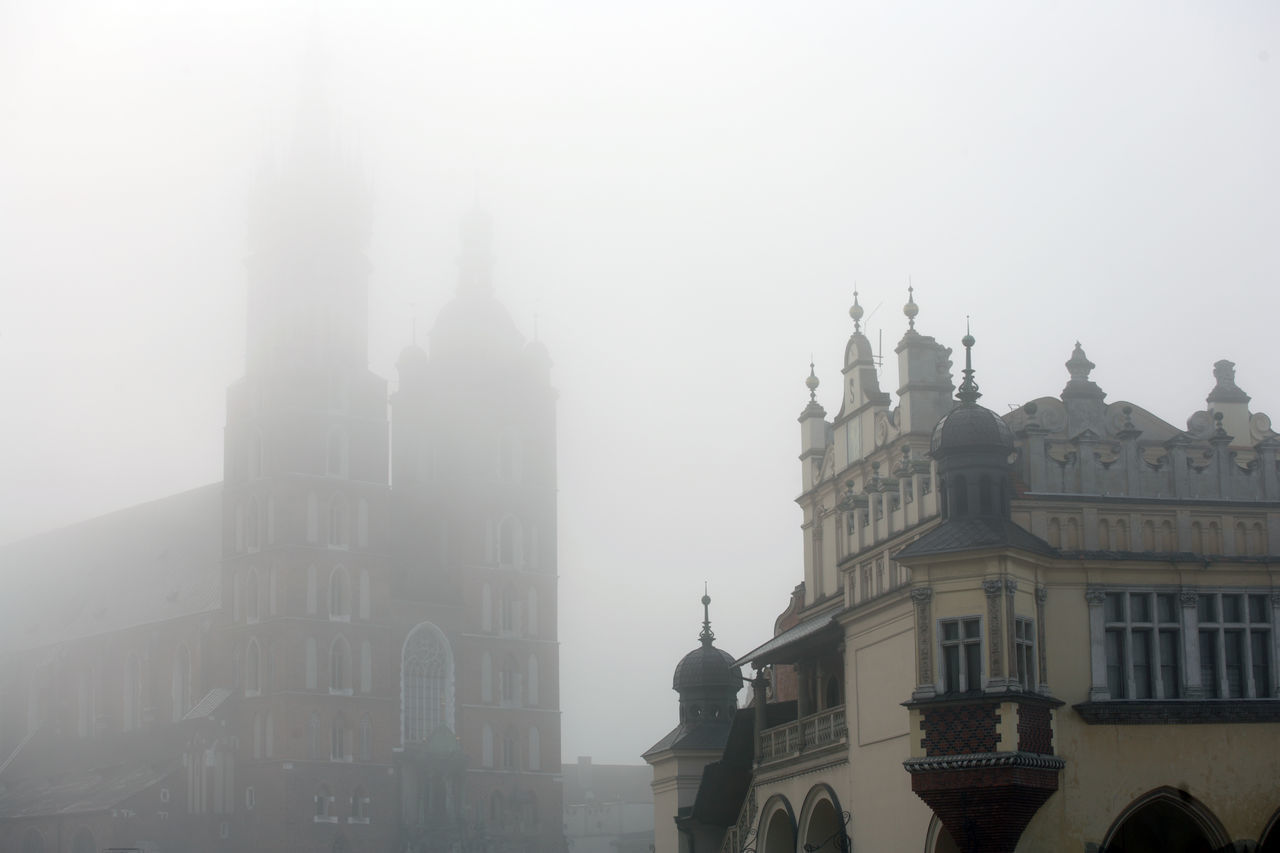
[672,591,742,726]
[930,328,1016,520]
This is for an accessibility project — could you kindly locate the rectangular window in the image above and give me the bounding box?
[1103,591,1181,700]
[939,617,982,694]
[1196,592,1272,699]
[1014,618,1035,691]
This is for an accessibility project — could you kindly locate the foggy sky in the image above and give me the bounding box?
[2,0,1278,765]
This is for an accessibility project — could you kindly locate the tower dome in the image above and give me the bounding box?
[672,591,742,726]
[930,329,1016,520]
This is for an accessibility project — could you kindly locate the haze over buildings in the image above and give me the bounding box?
[2,1,1279,766]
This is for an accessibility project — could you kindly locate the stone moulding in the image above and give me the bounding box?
[1073,699,1280,725]
[903,751,1067,773]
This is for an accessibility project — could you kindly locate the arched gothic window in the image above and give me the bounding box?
[245,568,260,622]
[309,712,323,759]
[246,638,262,695]
[330,567,350,619]
[401,622,455,743]
[329,496,348,548]
[331,636,351,693]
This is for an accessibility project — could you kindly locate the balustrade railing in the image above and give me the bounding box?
[757,705,847,765]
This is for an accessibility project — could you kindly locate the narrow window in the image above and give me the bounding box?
[939,617,981,694]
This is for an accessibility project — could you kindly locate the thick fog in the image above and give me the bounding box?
[2,1,1277,764]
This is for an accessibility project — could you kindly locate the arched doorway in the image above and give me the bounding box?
[803,798,844,853]
[1101,788,1229,853]
[760,797,797,853]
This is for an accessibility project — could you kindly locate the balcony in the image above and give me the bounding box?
[757,705,847,765]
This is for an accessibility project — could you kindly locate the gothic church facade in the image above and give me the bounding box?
[0,105,561,853]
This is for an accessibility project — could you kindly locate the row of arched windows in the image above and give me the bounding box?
[233,565,372,622]
[232,493,370,553]
[480,724,542,772]
[307,711,374,762]
[479,651,541,707]
[70,643,194,737]
[480,583,540,637]
[241,635,374,695]
[1047,515,1270,555]
[244,425,353,483]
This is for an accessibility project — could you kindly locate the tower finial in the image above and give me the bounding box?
[849,289,863,333]
[903,281,918,331]
[699,585,715,646]
[805,359,820,402]
[956,317,981,404]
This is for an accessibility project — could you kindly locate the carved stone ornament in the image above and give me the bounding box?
[1084,588,1106,606]
[1035,585,1048,604]
[1180,589,1199,608]
[982,579,1004,597]
[910,587,934,603]
[1004,578,1018,594]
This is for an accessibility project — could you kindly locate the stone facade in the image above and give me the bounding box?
[654,291,1280,853]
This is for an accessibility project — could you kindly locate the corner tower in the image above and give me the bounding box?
[390,211,562,852]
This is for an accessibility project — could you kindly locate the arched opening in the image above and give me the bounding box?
[925,814,960,853]
[1101,787,1229,853]
[246,638,261,695]
[245,568,260,622]
[801,792,845,853]
[761,802,797,853]
[1259,806,1280,853]
[328,495,348,547]
[329,566,350,619]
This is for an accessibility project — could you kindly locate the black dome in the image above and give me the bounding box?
[930,403,1014,457]
[673,644,741,693]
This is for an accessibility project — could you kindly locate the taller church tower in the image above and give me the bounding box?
[219,75,404,851]
[391,210,563,852]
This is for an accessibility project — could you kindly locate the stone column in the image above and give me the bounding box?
[1086,588,1109,701]
[984,579,1006,692]
[911,587,935,699]
[1004,578,1019,688]
[1180,589,1204,699]
[1035,585,1049,694]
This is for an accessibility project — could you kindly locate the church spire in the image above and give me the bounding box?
[699,585,715,647]
[956,319,981,404]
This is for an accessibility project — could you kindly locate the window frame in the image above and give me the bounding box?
[937,615,983,695]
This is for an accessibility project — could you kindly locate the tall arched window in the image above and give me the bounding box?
[502,727,518,770]
[482,724,494,767]
[527,654,539,706]
[328,496,348,548]
[500,655,520,706]
[331,636,352,693]
[330,567,350,620]
[360,641,372,694]
[123,654,142,731]
[481,652,493,704]
[498,517,521,567]
[358,715,372,761]
[358,571,370,619]
[246,638,262,695]
[401,622,455,743]
[528,726,541,771]
[172,645,191,722]
[331,712,347,760]
[481,583,493,632]
[309,712,323,759]
[247,498,260,550]
[527,587,539,638]
[245,568,260,622]
[306,637,318,689]
[327,428,348,477]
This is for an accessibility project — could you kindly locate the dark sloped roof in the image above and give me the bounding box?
[642,719,733,759]
[895,517,1056,560]
[0,760,174,819]
[0,484,222,650]
[674,644,741,692]
[734,611,840,668]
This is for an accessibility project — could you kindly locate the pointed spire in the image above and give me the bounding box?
[1065,342,1095,382]
[849,289,864,333]
[956,318,981,404]
[459,208,494,294]
[903,282,918,331]
[698,585,715,647]
[806,360,820,402]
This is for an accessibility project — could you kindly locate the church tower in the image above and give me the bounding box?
[219,74,401,851]
[391,210,563,852]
